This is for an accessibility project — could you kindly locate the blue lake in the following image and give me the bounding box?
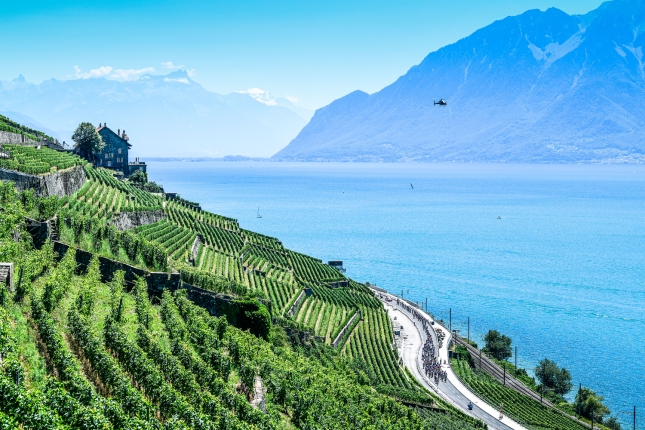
[148,161,645,419]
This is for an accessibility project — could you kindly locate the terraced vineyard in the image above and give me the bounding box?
[64,166,162,218]
[196,246,244,283]
[0,246,442,428]
[167,200,240,232]
[288,250,346,284]
[0,144,85,174]
[0,175,478,428]
[453,357,587,430]
[0,114,55,141]
[52,162,438,411]
[135,220,197,262]
[344,307,414,390]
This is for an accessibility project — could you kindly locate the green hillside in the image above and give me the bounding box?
[0,158,484,429]
[0,144,85,175]
[0,114,55,142]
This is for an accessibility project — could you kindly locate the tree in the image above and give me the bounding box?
[535,358,572,395]
[574,387,610,422]
[71,122,104,157]
[483,329,512,360]
[129,169,148,184]
[604,417,621,430]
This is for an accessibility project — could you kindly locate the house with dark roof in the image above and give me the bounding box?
[74,123,132,175]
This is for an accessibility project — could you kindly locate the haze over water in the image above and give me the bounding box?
[149,161,645,418]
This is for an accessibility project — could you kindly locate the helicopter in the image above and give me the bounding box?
[434,99,447,106]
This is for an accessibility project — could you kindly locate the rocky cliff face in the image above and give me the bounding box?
[0,165,86,197]
[274,0,645,163]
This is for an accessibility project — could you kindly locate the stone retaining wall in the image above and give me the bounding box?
[25,217,55,248]
[190,234,202,263]
[332,309,361,348]
[180,282,237,316]
[0,263,14,291]
[51,241,241,320]
[287,289,307,317]
[0,165,86,197]
[0,131,36,145]
[110,210,166,231]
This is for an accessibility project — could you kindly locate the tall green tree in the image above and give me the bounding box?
[574,387,610,422]
[129,169,148,184]
[71,122,104,157]
[535,358,572,395]
[483,329,512,360]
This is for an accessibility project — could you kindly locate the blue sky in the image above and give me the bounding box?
[1,0,604,109]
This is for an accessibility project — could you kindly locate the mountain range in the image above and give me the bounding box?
[0,71,312,158]
[274,0,645,163]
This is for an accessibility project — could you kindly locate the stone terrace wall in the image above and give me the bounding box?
[110,210,166,231]
[0,131,36,145]
[51,241,241,320]
[0,165,86,197]
[332,309,361,348]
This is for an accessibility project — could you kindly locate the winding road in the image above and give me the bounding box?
[377,292,525,430]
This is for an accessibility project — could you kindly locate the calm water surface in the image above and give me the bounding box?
[148,161,645,419]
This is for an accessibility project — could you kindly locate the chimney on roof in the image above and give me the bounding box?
[118,129,120,135]
[104,122,106,127]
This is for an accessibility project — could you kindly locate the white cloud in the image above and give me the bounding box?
[110,67,155,81]
[285,94,300,103]
[161,61,184,69]
[238,88,277,106]
[164,77,190,84]
[74,65,112,79]
[73,65,155,81]
[186,69,196,77]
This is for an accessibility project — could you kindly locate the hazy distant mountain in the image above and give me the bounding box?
[274,0,645,163]
[0,71,308,157]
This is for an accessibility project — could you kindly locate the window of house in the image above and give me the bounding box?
[118,148,122,154]
[107,161,112,167]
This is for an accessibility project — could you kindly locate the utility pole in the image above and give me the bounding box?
[591,406,594,430]
[449,308,452,332]
[577,383,582,418]
[515,346,517,374]
[503,362,506,386]
[634,406,636,430]
[467,317,470,343]
[425,297,428,312]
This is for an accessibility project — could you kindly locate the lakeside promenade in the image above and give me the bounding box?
[375,290,525,430]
